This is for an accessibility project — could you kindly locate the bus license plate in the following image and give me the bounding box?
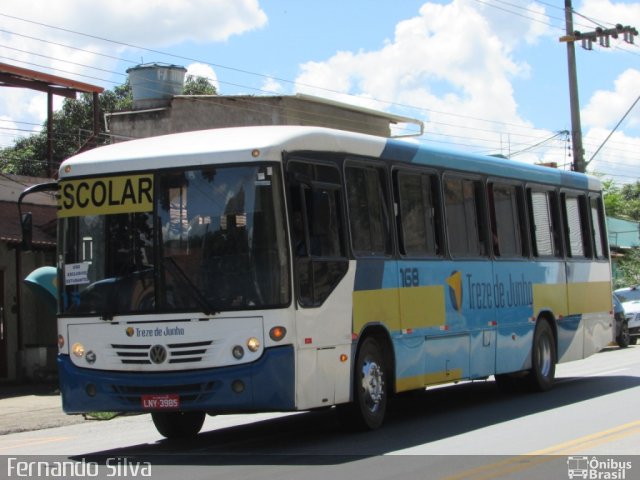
[141,394,180,410]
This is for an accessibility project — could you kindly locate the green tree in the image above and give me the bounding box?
[602,179,624,218]
[619,182,640,221]
[616,248,640,288]
[183,75,218,95]
[0,75,216,177]
[602,179,640,222]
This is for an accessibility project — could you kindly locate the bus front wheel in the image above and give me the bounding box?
[338,337,388,430]
[151,411,206,439]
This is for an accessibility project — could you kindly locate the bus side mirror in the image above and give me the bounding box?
[21,212,33,251]
[17,181,58,251]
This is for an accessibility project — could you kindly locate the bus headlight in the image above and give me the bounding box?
[232,345,244,359]
[247,337,260,352]
[85,351,97,364]
[72,342,86,358]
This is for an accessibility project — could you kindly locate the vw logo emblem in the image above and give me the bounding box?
[149,345,168,364]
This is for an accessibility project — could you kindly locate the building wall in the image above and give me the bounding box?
[108,95,391,140]
[0,243,56,381]
[0,174,57,382]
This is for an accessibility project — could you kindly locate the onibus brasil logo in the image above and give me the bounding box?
[567,456,632,479]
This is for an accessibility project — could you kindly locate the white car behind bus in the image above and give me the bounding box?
[614,286,640,345]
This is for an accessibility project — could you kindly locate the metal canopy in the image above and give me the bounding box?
[0,62,104,177]
[0,62,103,97]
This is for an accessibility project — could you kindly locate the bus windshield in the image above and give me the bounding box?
[59,164,290,316]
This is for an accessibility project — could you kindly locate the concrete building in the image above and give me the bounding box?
[107,93,423,141]
[0,174,57,382]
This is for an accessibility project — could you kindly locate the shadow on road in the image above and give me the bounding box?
[75,371,640,466]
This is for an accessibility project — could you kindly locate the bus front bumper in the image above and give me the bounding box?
[57,345,295,414]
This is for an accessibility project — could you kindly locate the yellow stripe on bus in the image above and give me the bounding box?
[396,369,463,392]
[533,281,611,317]
[533,283,569,317]
[567,281,612,315]
[353,288,400,333]
[353,285,446,334]
[398,285,446,329]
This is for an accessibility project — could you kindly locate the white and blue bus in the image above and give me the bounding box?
[26,125,613,437]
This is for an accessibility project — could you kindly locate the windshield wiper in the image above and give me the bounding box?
[163,257,217,316]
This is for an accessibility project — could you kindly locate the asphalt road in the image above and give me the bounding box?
[1,344,639,480]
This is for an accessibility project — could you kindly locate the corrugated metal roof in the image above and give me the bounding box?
[0,201,57,247]
[607,216,640,249]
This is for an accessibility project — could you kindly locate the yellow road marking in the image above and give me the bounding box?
[0,436,73,452]
[442,420,640,480]
[530,420,640,456]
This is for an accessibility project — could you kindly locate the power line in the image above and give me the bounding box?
[587,94,640,166]
[0,48,575,149]
[0,13,585,135]
[1,10,638,171]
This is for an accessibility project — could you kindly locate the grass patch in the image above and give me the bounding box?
[83,412,121,421]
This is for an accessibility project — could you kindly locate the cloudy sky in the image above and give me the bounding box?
[0,0,638,183]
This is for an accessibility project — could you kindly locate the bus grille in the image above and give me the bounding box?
[110,341,213,365]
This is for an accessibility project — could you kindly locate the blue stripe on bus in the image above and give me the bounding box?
[353,259,386,291]
[352,256,601,389]
[57,345,295,414]
[383,137,593,190]
[381,139,419,163]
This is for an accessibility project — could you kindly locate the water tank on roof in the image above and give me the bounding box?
[127,63,187,109]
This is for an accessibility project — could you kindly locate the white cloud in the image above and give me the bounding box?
[294,0,544,156]
[579,0,640,36]
[260,77,286,95]
[580,69,640,180]
[186,63,220,92]
[585,128,640,182]
[582,69,640,131]
[471,0,552,46]
[0,0,266,145]
[2,0,267,47]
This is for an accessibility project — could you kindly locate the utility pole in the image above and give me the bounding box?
[559,0,637,173]
[562,0,585,172]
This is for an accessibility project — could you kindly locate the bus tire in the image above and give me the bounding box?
[526,320,556,392]
[151,411,206,439]
[339,337,388,430]
[616,321,630,349]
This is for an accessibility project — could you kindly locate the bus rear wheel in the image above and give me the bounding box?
[338,337,388,430]
[151,411,206,439]
[526,320,556,392]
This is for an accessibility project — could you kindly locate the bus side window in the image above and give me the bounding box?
[528,189,562,258]
[444,175,487,257]
[488,182,527,258]
[345,164,392,256]
[395,170,442,257]
[287,160,347,307]
[562,193,591,259]
[589,195,608,260]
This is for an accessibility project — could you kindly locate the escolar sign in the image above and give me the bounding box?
[58,175,153,217]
